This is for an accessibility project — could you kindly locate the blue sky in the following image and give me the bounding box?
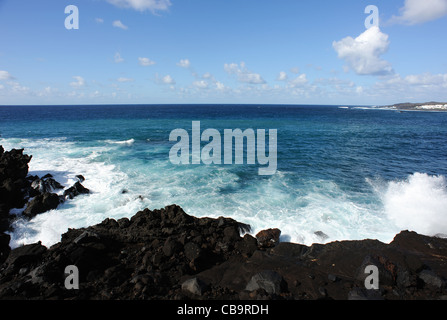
[1,0,447,105]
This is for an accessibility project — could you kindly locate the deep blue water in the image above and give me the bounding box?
[1,104,447,247]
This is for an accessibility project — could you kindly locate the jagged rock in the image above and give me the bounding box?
[30,176,64,194]
[255,228,281,248]
[63,182,90,200]
[23,192,61,219]
[245,270,287,294]
[0,204,446,300]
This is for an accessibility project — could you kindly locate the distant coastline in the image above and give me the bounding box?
[380,101,447,112]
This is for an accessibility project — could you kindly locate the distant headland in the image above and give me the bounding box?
[380,101,447,111]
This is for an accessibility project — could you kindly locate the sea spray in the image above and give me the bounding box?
[382,173,447,236]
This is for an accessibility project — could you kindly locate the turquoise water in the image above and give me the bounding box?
[1,104,447,247]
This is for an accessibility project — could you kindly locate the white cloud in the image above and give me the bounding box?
[0,70,14,81]
[224,62,266,84]
[288,74,308,87]
[70,76,85,88]
[177,59,191,68]
[158,74,175,85]
[138,57,156,66]
[113,20,128,30]
[114,52,124,63]
[193,80,208,89]
[95,18,104,23]
[372,72,447,101]
[390,0,447,25]
[106,0,171,13]
[215,81,226,91]
[333,26,393,76]
[117,77,134,82]
[277,71,288,81]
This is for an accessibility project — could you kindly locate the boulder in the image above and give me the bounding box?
[30,176,64,194]
[255,228,281,248]
[245,270,287,295]
[23,192,61,219]
[63,182,90,200]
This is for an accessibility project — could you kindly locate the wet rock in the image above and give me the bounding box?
[30,176,64,194]
[63,181,90,200]
[23,192,61,219]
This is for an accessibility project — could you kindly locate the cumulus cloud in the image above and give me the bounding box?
[390,0,447,25]
[224,62,266,84]
[193,80,209,89]
[0,71,14,81]
[70,76,85,88]
[106,0,171,13]
[277,71,288,81]
[138,57,156,66]
[177,59,191,68]
[333,26,393,76]
[288,74,308,87]
[156,74,176,85]
[113,20,128,30]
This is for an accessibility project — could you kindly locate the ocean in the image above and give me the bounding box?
[1,104,447,248]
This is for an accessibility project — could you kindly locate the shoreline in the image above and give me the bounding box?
[1,146,447,300]
[379,101,447,112]
[1,204,447,300]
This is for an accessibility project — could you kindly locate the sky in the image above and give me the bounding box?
[0,0,447,105]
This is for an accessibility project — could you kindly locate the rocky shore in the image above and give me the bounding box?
[1,146,447,300]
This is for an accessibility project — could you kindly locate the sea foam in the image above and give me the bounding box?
[381,173,447,237]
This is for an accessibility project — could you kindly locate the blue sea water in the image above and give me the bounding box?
[1,104,447,247]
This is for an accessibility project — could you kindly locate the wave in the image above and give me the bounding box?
[381,173,447,237]
[4,136,447,248]
[104,138,135,146]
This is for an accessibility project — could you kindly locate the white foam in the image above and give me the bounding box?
[380,173,447,237]
[104,138,135,146]
[4,137,445,249]
[3,137,141,248]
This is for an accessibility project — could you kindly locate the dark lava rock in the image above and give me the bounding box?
[30,176,64,194]
[245,270,287,295]
[256,228,281,248]
[0,203,447,300]
[63,181,90,200]
[23,192,61,219]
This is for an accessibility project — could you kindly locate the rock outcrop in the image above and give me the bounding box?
[0,204,446,300]
[0,146,90,264]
